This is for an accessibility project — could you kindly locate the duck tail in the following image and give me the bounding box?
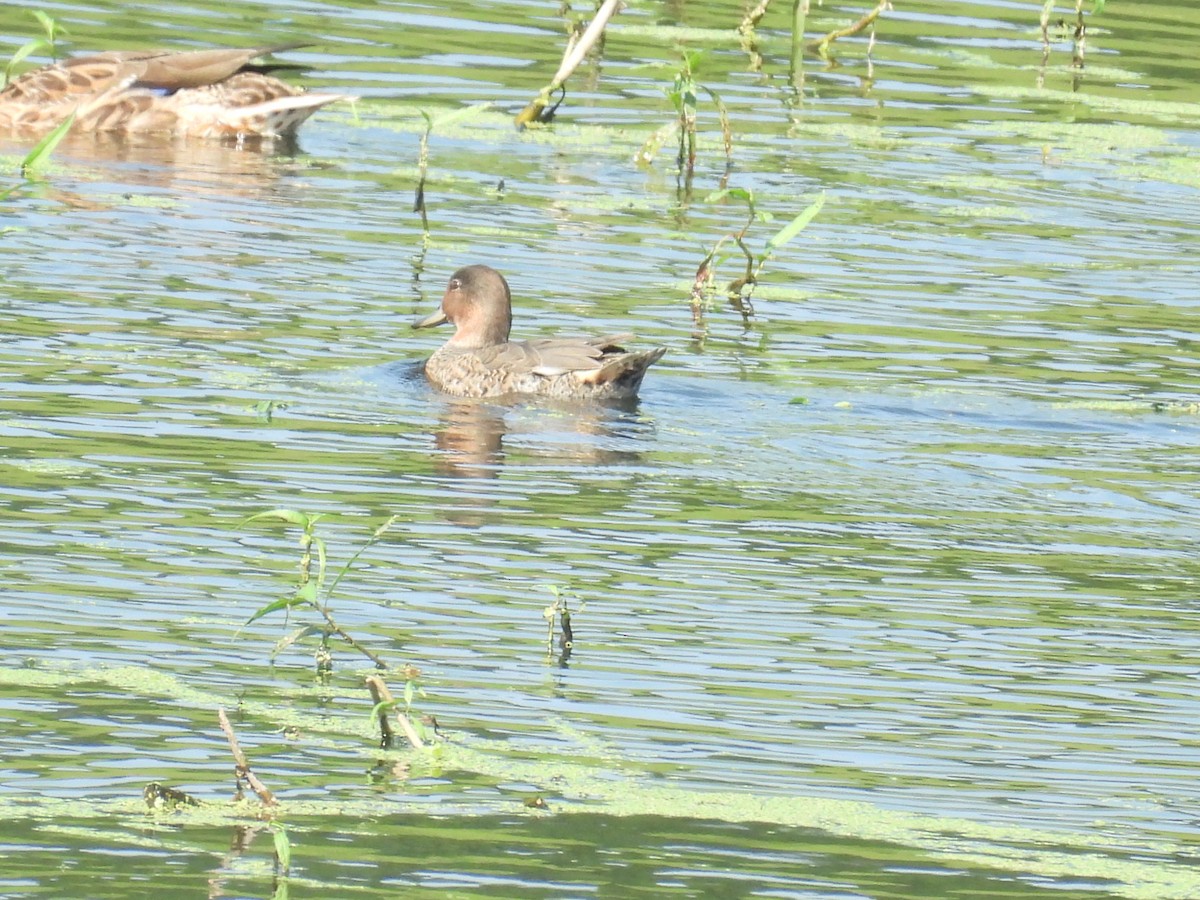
[213,90,355,137]
[588,346,667,391]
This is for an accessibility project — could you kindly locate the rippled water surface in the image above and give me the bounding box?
[2,1,1199,897]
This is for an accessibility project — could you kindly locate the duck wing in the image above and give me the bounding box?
[82,45,309,90]
[477,334,636,377]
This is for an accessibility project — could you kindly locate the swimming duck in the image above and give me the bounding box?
[0,44,353,138]
[415,265,666,399]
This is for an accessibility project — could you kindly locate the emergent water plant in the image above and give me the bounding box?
[738,0,891,74]
[2,10,67,88]
[366,670,434,749]
[637,50,732,178]
[1,13,77,202]
[543,584,582,664]
[515,0,621,127]
[694,189,826,321]
[413,103,490,239]
[1040,0,1109,71]
[0,111,75,202]
[242,509,399,672]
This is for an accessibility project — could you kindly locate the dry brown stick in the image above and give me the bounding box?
[218,707,277,807]
[515,0,622,127]
[364,675,396,749]
[809,0,890,58]
[365,675,425,749]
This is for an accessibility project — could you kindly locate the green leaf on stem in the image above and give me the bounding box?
[762,192,826,258]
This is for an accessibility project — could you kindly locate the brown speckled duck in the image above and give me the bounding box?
[415,265,667,400]
[0,44,353,138]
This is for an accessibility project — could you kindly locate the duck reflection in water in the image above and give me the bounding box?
[0,128,318,203]
[430,394,651,484]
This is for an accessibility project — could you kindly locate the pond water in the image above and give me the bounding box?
[2,0,1199,897]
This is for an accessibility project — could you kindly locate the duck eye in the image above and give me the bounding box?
[449,278,462,291]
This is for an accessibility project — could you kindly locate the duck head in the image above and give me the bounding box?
[414,264,513,349]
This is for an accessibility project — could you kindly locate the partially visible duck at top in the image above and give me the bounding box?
[414,265,667,400]
[0,44,354,139]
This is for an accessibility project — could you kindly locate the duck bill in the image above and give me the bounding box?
[413,308,449,329]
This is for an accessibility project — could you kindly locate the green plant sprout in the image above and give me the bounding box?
[1,12,75,202]
[270,822,291,875]
[3,10,67,88]
[637,50,731,176]
[694,189,825,321]
[268,822,292,900]
[0,111,76,202]
[19,111,74,175]
[242,510,399,672]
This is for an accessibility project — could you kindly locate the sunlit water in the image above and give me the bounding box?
[1,1,1199,897]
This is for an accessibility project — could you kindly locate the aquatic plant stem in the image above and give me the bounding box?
[515,0,622,127]
[1039,0,1054,61]
[218,707,277,808]
[18,111,74,177]
[366,675,426,749]
[244,510,397,672]
[316,604,389,670]
[811,0,890,58]
[737,0,772,71]
[690,255,714,325]
[740,0,772,34]
[415,114,432,236]
[1071,0,1087,68]
[366,675,396,748]
[790,0,810,83]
